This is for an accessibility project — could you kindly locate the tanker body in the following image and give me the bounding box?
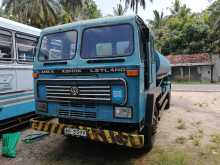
[32,15,171,151]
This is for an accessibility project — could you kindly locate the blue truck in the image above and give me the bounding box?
[31,16,171,150]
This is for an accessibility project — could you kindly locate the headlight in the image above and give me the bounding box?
[114,106,132,119]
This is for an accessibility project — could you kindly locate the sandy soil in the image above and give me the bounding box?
[0,91,220,165]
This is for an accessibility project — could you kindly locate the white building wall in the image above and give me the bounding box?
[212,54,220,82]
[200,66,211,81]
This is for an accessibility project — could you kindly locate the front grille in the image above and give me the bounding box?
[59,109,96,118]
[46,85,111,102]
[37,78,127,104]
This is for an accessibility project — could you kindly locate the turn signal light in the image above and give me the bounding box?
[126,69,139,77]
[32,73,39,78]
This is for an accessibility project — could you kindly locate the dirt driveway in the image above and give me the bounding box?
[1,91,220,165]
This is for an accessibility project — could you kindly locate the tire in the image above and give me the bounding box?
[165,92,171,110]
[142,106,158,152]
[142,124,155,152]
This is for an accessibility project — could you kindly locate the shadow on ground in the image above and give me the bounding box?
[42,137,145,165]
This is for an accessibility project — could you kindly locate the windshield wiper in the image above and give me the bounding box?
[86,58,125,64]
[43,61,67,65]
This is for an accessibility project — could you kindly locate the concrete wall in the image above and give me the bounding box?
[212,54,220,82]
[171,65,212,82]
[200,66,212,81]
[170,54,220,82]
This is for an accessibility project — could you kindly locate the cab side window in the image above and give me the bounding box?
[0,29,13,62]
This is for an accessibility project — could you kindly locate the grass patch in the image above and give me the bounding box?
[198,144,220,165]
[194,102,208,108]
[176,119,186,130]
[144,144,220,165]
[210,134,220,144]
[192,138,201,146]
[175,137,186,144]
[188,129,203,147]
[156,150,189,165]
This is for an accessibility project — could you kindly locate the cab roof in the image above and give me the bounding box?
[41,15,139,35]
[0,17,41,36]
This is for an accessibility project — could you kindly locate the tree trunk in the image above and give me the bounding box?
[135,4,138,14]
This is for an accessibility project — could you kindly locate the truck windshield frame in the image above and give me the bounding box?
[38,30,77,62]
[81,24,134,59]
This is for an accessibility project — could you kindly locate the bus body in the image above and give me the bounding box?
[0,17,41,122]
[32,16,171,150]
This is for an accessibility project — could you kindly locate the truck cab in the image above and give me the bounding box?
[33,16,171,150]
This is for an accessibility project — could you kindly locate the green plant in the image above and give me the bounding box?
[175,136,186,144]
[176,120,186,130]
[157,150,189,165]
[210,134,220,144]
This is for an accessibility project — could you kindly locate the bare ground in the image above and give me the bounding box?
[1,91,220,165]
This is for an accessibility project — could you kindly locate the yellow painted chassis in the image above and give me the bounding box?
[31,119,144,148]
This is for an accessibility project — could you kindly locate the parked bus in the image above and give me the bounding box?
[0,17,41,122]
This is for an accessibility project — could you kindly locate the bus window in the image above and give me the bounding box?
[0,30,13,62]
[16,33,38,63]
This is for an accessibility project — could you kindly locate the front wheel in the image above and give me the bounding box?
[142,106,158,152]
[142,125,155,152]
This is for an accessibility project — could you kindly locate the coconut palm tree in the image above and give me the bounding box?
[1,0,62,28]
[148,10,164,29]
[169,0,181,15]
[113,3,128,16]
[60,0,83,22]
[1,0,21,17]
[209,0,220,30]
[124,0,153,14]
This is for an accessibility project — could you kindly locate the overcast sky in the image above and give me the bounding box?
[94,0,213,21]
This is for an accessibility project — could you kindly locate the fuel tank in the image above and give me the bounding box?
[155,51,171,79]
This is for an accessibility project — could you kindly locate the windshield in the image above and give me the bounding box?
[81,24,133,59]
[38,31,77,61]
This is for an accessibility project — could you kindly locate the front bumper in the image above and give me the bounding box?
[30,118,144,148]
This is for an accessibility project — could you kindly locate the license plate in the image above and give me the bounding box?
[64,127,87,137]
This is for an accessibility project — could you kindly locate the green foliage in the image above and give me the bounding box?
[113,3,128,16]
[1,0,62,28]
[149,0,220,55]
[124,0,152,14]
[0,0,102,28]
[157,150,188,165]
[148,10,164,29]
[80,0,102,19]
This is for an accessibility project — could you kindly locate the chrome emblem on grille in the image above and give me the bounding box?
[70,87,79,96]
